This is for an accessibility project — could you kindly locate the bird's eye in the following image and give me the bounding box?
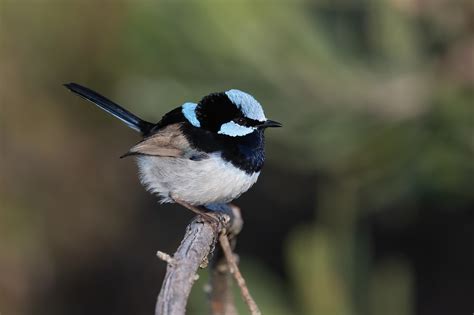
[235,117,246,125]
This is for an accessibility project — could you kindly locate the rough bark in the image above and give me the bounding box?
[155,204,248,315]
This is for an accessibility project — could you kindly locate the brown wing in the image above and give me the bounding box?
[122,123,203,159]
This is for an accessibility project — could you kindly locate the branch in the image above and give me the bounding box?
[219,233,261,315]
[208,204,242,315]
[208,246,238,315]
[155,215,218,315]
[155,204,248,315]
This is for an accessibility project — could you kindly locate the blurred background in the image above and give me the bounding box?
[1,1,473,314]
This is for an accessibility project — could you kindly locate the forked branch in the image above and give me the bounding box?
[155,204,259,315]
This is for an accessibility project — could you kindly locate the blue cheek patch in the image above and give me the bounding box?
[181,102,200,127]
[218,121,255,137]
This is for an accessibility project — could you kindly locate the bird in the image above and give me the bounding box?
[64,83,281,216]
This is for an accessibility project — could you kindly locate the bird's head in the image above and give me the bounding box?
[182,89,281,137]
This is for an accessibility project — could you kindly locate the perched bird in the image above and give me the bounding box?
[64,83,281,214]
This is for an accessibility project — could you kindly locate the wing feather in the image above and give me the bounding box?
[122,123,204,159]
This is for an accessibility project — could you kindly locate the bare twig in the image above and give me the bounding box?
[155,204,259,315]
[219,233,261,315]
[157,251,176,266]
[208,204,243,315]
[209,250,238,315]
[155,216,219,315]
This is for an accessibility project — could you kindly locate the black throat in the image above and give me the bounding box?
[182,123,265,174]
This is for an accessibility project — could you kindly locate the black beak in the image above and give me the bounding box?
[258,120,282,128]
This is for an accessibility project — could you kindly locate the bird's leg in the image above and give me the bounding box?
[171,196,221,229]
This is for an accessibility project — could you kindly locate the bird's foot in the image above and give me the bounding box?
[171,196,224,231]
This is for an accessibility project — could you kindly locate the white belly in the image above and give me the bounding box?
[136,153,260,205]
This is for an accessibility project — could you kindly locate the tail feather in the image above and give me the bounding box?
[64,83,154,134]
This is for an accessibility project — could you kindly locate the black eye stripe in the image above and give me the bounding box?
[234,117,261,127]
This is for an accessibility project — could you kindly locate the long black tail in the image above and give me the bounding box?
[64,83,154,134]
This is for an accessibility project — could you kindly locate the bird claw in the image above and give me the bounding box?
[171,194,227,233]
